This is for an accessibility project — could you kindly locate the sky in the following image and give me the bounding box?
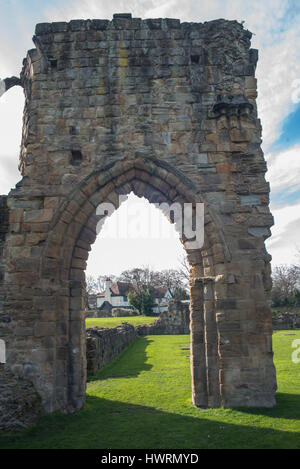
[0,0,300,278]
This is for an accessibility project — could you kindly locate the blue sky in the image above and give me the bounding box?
[271,103,300,152]
[0,0,300,276]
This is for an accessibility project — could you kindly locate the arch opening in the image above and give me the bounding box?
[85,191,189,287]
[39,158,223,412]
[1,156,277,415]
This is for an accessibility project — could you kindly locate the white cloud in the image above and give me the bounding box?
[45,0,155,22]
[266,144,300,196]
[267,202,300,266]
[0,154,21,195]
[0,86,24,194]
[257,27,300,150]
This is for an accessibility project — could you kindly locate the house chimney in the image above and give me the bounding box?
[105,277,112,301]
[132,275,138,287]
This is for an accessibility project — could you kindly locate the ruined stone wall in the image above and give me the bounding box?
[0,196,43,433]
[0,14,277,416]
[0,366,42,432]
[0,197,10,389]
[136,300,190,335]
[0,196,9,316]
[86,322,136,375]
[272,313,300,331]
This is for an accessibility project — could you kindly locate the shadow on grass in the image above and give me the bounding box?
[236,392,300,421]
[88,337,154,382]
[1,395,300,449]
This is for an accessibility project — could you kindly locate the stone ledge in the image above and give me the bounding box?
[34,17,248,36]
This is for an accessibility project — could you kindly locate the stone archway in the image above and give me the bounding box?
[0,15,277,425]
[41,156,229,412]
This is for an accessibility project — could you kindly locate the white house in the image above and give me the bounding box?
[96,278,173,314]
[152,288,173,314]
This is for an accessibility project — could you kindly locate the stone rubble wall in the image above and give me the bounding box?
[2,199,42,432]
[86,309,112,318]
[89,308,138,318]
[136,300,190,335]
[0,197,42,433]
[0,365,42,432]
[111,308,137,317]
[86,322,137,375]
[272,313,300,330]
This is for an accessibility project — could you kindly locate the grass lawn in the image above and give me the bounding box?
[0,330,300,449]
[86,315,157,328]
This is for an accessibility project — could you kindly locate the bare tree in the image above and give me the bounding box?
[86,275,98,294]
[118,266,157,287]
[85,275,98,310]
[271,265,300,306]
[96,274,117,292]
[119,265,189,299]
[294,246,300,269]
[178,254,190,283]
[158,268,189,299]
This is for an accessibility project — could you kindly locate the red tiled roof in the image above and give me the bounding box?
[98,281,134,297]
[111,281,133,296]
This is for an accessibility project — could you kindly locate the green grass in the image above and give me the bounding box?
[0,331,300,449]
[86,315,157,328]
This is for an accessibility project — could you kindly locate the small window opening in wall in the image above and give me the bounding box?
[70,150,83,166]
[0,339,6,364]
[191,55,200,64]
[50,58,58,69]
[70,126,79,136]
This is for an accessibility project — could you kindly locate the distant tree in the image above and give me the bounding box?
[291,289,300,307]
[85,275,98,310]
[127,287,155,316]
[172,286,189,301]
[86,275,98,294]
[119,265,189,300]
[96,274,117,292]
[157,268,189,300]
[119,266,157,287]
[271,265,300,307]
[178,255,190,283]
